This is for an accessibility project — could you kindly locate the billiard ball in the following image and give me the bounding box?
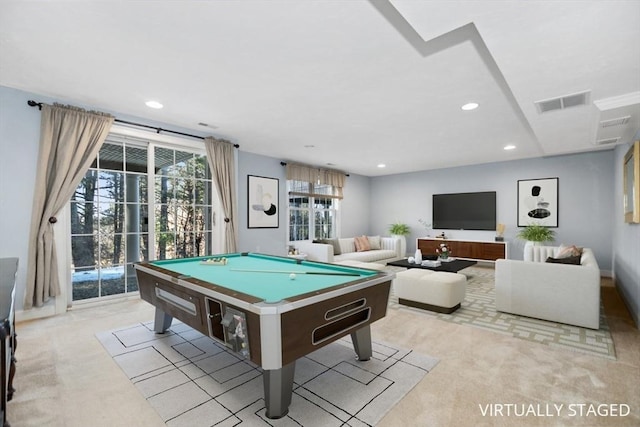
[289,273,296,280]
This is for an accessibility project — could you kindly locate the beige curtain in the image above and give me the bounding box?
[286,162,346,198]
[285,162,316,183]
[25,103,114,309]
[204,137,238,252]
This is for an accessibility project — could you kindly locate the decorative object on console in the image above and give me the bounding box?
[414,248,423,264]
[418,218,432,236]
[436,243,450,259]
[517,177,559,227]
[623,140,639,223]
[495,223,505,242]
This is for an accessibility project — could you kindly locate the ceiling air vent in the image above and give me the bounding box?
[595,137,621,145]
[600,116,631,128]
[534,90,591,114]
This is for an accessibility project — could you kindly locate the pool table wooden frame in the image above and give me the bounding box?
[134,253,393,419]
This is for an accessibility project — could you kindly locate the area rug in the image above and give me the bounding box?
[386,266,616,360]
[97,322,439,427]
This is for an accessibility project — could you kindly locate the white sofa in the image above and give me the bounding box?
[495,245,601,329]
[294,236,402,264]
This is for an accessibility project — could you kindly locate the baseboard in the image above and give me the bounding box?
[15,303,56,323]
[612,275,640,329]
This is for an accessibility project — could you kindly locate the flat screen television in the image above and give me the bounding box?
[432,191,496,230]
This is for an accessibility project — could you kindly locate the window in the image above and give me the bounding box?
[287,180,339,242]
[69,136,215,302]
[153,147,213,259]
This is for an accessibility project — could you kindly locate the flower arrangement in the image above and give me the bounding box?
[436,243,450,259]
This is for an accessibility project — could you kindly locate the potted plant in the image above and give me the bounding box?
[517,224,555,244]
[389,222,410,257]
[389,222,410,236]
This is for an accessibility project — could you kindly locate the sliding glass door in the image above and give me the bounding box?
[69,136,216,302]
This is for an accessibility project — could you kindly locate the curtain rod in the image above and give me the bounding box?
[280,161,349,176]
[27,100,239,147]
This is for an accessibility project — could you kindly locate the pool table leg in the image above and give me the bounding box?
[351,325,372,361]
[153,308,173,333]
[263,362,295,419]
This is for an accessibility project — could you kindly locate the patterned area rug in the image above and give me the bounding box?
[97,322,439,427]
[386,266,616,360]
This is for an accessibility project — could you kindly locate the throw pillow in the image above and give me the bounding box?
[354,235,371,252]
[367,235,381,250]
[546,255,581,265]
[556,244,583,259]
[339,238,355,254]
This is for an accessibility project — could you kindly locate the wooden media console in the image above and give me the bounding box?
[417,237,507,262]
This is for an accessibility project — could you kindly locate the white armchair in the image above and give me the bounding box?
[495,245,601,329]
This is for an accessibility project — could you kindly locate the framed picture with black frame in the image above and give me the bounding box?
[247,175,279,228]
[517,177,559,227]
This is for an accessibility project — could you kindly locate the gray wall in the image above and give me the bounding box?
[339,173,372,237]
[369,151,616,273]
[1,87,47,313]
[236,151,288,255]
[613,142,640,326]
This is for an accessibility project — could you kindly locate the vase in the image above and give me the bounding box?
[392,234,407,257]
[414,249,423,264]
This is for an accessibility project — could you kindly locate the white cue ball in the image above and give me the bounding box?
[289,273,296,280]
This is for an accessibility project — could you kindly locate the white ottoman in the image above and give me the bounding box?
[333,260,386,271]
[394,269,466,313]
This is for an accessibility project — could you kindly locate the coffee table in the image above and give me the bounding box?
[387,258,477,273]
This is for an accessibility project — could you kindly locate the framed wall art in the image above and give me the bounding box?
[247,175,279,228]
[623,141,639,224]
[517,177,559,227]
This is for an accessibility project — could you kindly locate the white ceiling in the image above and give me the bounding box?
[1,0,639,177]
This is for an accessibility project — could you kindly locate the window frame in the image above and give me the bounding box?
[59,125,223,308]
[287,180,340,243]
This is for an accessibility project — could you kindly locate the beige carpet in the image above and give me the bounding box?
[387,265,616,359]
[7,268,640,426]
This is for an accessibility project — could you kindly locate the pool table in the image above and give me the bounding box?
[134,252,393,419]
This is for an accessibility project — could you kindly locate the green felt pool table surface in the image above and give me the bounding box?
[149,253,378,303]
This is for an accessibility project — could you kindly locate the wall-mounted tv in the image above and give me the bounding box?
[432,191,497,230]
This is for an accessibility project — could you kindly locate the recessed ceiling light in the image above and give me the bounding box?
[145,100,163,109]
[377,163,386,168]
[304,144,315,148]
[461,102,479,111]
[504,144,516,150]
